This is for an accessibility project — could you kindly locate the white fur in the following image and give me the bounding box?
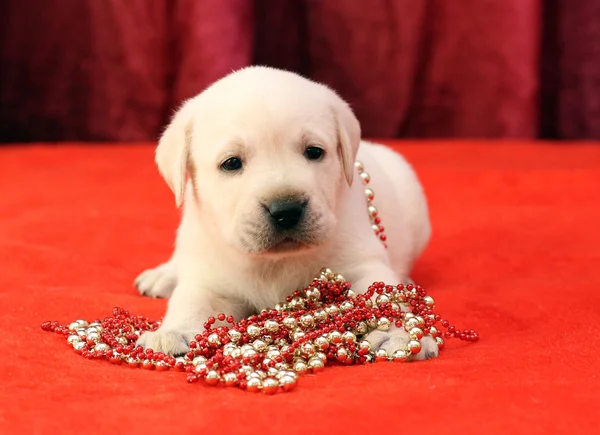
[135,66,437,360]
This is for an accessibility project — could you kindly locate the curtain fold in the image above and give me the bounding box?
[1,0,598,142]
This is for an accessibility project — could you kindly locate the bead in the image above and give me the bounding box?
[377,317,391,331]
[293,330,305,341]
[294,361,309,375]
[365,188,374,200]
[340,301,354,312]
[264,320,279,333]
[376,294,390,306]
[336,347,349,362]
[314,310,328,323]
[205,370,220,386]
[228,329,241,343]
[408,327,424,340]
[329,331,342,344]
[246,377,262,392]
[354,160,364,172]
[404,318,419,331]
[193,356,207,366]
[207,333,221,347]
[279,375,297,391]
[223,372,238,387]
[334,274,345,283]
[301,342,315,357]
[67,334,79,345]
[247,325,261,337]
[75,320,89,328]
[375,349,389,362]
[252,339,267,352]
[359,340,371,352]
[345,289,356,298]
[94,343,109,352]
[368,205,378,217]
[283,317,298,329]
[360,172,371,184]
[308,357,325,372]
[392,349,410,362]
[342,331,356,344]
[315,336,329,351]
[72,341,85,353]
[435,337,445,350]
[429,326,439,337]
[407,340,422,355]
[423,296,435,307]
[262,377,279,395]
[355,322,368,334]
[300,314,315,328]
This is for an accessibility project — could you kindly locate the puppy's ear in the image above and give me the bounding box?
[332,97,361,186]
[155,100,194,207]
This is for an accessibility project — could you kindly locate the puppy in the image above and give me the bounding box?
[135,66,437,359]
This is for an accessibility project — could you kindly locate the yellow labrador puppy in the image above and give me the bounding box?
[135,66,437,359]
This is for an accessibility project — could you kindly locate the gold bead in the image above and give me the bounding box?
[336,347,349,362]
[247,324,261,337]
[368,205,378,217]
[377,317,391,331]
[392,349,410,362]
[355,321,368,334]
[329,331,342,344]
[404,318,419,331]
[345,289,356,298]
[306,288,321,300]
[283,316,298,329]
[365,188,374,200]
[293,330,305,341]
[207,333,221,347]
[340,301,354,312]
[223,372,238,387]
[315,335,330,351]
[367,317,378,329]
[359,340,371,352]
[429,326,439,337]
[262,377,279,395]
[342,331,356,344]
[415,316,425,328]
[423,295,435,307]
[294,361,309,375]
[435,336,445,350]
[246,377,262,392]
[67,334,79,345]
[354,160,364,172]
[360,172,371,184]
[264,320,280,333]
[72,341,85,353]
[205,370,220,386]
[375,349,389,362]
[228,329,242,343]
[325,305,339,315]
[308,357,325,372]
[407,340,422,355]
[334,273,345,283]
[94,343,109,352]
[75,319,89,328]
[376,294,390,307]
[279,375,297,391]
[315,352,327,362]
[314,310,328,323]
[300,314,315,328]
[301,342,315,357]
[408,327,424,340]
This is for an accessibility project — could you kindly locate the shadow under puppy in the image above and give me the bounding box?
[135,66,438,360]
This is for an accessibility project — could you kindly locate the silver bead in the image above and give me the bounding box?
[283,316,298,329]
[329,330,342,344]
[342,331,356,344]
[375,349,389,362]
[247,324,261,337]
[228,329,242,343]
[262,377,279,395]
[407,340,422,354]
[300,314,315,328]
[354,161,364,172]
[223,372,238,387]
[252,339,267,352]
[264,320,280,334]
[308,357,325,372]
[246,377,262,392]
[207,333,221,347]
[409,327,424,340]
[279,375,297,392]
[294,361,309,375]
[392,349,410,362]
[377,317,391,331]
[365,187,374,200]
[315,335,330,351]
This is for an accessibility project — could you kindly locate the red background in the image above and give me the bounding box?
[2,0,600,142]
[1,141,599,434]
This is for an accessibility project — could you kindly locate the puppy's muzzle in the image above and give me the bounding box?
[265,198,308,231]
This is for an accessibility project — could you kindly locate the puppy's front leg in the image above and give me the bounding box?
[351,263,439,361]
[136,285,245,356]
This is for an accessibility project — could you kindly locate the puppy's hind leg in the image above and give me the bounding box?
[134,256,178,299]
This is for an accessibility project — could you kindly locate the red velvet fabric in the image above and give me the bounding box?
[2,0,600,141]
[1,141,599,434]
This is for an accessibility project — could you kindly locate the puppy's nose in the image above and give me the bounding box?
[267,199,306,230]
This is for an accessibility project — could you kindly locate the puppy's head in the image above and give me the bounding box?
[155,66,361,256]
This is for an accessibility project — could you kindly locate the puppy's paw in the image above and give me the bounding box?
[136,328,196,356]
[134,262,177,298]
[365,325,439,361]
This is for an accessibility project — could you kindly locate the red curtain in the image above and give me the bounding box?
[1,0,598,142]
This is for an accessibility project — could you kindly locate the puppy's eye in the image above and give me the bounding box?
[221,157,243,172]
[304,146,324,161]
